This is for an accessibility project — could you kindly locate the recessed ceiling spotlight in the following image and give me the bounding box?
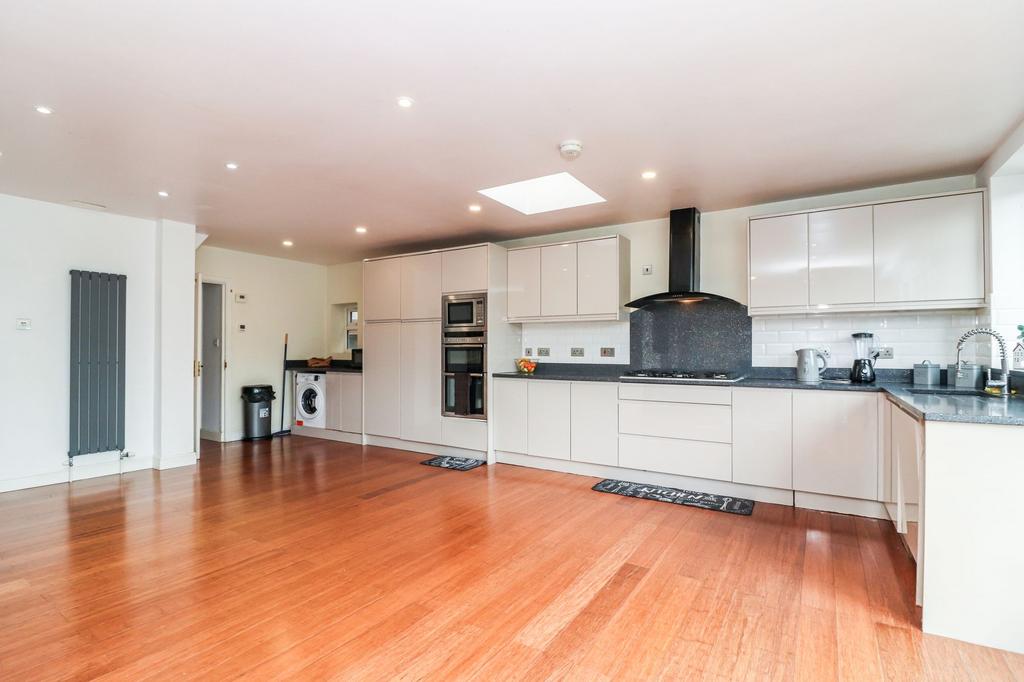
[225,162,239,170]
[157,190,169,198]
[35,105,53,115]
[468,204,481,213]
[355,226,368,234]
[396,96,414,108]
[282,240,294,247]
[641,170,657,180]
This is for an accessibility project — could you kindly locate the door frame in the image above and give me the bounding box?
[194,275,229,451]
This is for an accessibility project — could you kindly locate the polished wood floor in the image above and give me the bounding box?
[1,436,1021,680]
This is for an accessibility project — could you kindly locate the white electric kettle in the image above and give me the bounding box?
[795,348,828,383]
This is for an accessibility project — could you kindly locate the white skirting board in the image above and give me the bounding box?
[291,425,363,445]
[792,491,888,520]
[0,453,157,493]
[366,434,485,460]
[154,451,198,471]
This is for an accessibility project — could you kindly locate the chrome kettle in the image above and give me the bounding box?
[795,348,829,383]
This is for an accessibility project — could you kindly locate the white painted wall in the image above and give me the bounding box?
[327,261,362,357]
[0,194,195,492]
[195,246,327,440]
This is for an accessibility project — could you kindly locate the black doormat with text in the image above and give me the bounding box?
[421,456,486,471]
[592,479,754,515]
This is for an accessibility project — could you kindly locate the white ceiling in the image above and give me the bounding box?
[1,1,1023,264]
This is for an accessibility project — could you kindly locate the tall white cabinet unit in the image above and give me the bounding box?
[362,244,519,459]
[363,322,402,438]
[748,189,986,314]
[400,320,442,444]
[506,235,629,322]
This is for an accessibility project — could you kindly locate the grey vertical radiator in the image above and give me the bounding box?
[69,270,127,458]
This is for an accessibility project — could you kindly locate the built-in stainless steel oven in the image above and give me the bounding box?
[443,292,486,332]
[442,293,487,419]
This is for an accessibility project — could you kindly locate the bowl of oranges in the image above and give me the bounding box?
[515,357,537,375]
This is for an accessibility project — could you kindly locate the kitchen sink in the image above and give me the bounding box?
[905,388,1010,399]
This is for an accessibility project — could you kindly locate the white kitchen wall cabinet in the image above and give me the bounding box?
[577,238,625,316]
[507,248,541,319]
[400,252,442,320]
[540,243,578,317]
[340,373,362,434]
[506,236,629,322]
[873,192,985,306]
[400,320,442,444]
[442,246,489,294]
[748,213,809,310]
[526,381,571,459]
[570,382,618,466]
[493,379,528,453]
[363,322,402,437]
[749,189,986,315]
[793,391,878,500]
[808,206,874,305]
[363,258,403,321]
[732,388,793,489]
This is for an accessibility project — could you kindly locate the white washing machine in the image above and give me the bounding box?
[294,372,326,428]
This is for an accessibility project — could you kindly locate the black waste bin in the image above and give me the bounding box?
[241,385,276,440]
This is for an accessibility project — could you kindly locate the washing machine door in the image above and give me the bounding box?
[297,384,321,419]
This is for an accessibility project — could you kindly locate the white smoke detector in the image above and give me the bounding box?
[559,139,583,161]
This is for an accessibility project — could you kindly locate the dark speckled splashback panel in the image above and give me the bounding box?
[629,299,752,371]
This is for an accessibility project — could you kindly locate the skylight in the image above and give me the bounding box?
[478,172,605,215]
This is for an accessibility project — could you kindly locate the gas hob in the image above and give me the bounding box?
[620,369,746,383]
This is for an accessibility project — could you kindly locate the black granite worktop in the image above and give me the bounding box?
[284,359,362,373]
[492,364,1024,426]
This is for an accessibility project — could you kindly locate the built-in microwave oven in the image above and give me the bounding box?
[442,293,486,332]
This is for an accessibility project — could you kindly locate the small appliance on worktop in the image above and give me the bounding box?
[850,332,878,384]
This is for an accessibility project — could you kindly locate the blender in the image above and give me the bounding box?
[850,332,879,383]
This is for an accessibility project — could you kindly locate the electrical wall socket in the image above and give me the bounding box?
[523,347,533,356]
[600,347,615,357]
[536,347,550,357]
[570,347,585,357]
[873,346,894,359]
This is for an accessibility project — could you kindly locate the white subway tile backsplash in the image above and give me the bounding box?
[791,317,824,330]
[520,320,629,364]
[751,309,986,368]
[763,318,794,331]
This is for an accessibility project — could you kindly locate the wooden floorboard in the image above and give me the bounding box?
[0,435,1020,680]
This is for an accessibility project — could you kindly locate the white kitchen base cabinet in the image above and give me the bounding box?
[493,379,528,454]
[619,434,732,481]
[732,388,793,489]
[570,382,618,466]
[363,322,402,438]
[325,372,363,435]
[441,416,487,452]
[793,391,878,500]
[527,381,571,460]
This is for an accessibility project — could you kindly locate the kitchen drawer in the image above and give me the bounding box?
[619,434,732,481]
[619,400,732,443]
[618,383,732,405]
[441,416,487,452]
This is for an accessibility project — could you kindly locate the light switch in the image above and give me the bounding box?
[15,318,31,331]
[641,264,653,276]
[235,292,247,303]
